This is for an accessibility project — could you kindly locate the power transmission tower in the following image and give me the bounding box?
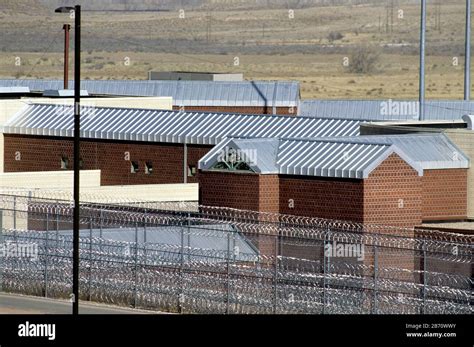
[390,0,394,34]
[437,0,442,33]
[206,11,212,44]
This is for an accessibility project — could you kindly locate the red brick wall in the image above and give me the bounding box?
[172,105,297,115]
[360,154,422,278]
[259,175,280,213]
[198,171,261,211]
[187,145,213,183]
[421,169,467,221]
[279,176,364,222]
[199,154,424,229]
[198,171,280,257]
[3,135,212,185]
[363,153,423,231]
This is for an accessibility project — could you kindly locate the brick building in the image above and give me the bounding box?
[360,117,474,220]
[2,103,360,184]
[198,136,469,229]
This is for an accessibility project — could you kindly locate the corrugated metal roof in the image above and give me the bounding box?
[0,79,299,107]
[3,103,360,145]
[321,134,470,170]
[199,137,423,179]
[0,80,64,91]
[300,99,474,121]
[58,224,259,263]
[276,139,420,178]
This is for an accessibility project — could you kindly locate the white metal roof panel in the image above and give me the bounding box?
[4,103,359,145]
[0,79,299,107]
[320,134,470,170]
[199,137,423,179]
[300,99,474,121]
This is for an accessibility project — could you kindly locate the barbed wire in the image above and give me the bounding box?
[1,202,471,315]
[0,194,472,252]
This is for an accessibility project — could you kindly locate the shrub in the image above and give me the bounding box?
[327,31,344,42]
[348,47,380,74]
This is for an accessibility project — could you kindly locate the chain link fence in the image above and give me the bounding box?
[0,194,471,314]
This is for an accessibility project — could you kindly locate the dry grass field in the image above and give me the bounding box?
[0,0,470,99]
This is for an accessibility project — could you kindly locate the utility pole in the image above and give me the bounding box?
[62,24,71,90]
[55,4,81,316]
[437,0,442,33]
[465,0,472,101]
[419,0,426,120]
[390,0,394,34]
[206,11,212,44]
[434,0,441,33]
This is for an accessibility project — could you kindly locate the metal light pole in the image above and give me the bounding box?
[63,24,71,90]
[419,0,426,121]
[55,5,81,316]
[465,0,472,101]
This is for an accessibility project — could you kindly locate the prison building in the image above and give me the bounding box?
[148,71,244,82]
[359,116,474,221]
[2,103,359,185]
[300,99,474,121]
[0,79,300,115]
[198,135,470,229]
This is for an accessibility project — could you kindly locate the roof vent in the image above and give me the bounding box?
[462,114,474,130]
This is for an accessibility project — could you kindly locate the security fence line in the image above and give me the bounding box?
[0,194,472,314]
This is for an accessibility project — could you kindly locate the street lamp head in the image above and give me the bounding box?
[55,6,75,13]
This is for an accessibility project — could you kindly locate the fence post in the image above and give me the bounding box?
[88,216,93,301]
[226,232,231,314]
[143,209,147,266]
[13,195,16,230]
[422,241,427,314]
[373,244,378,314]
[187,212,191,263]
[44,210,49,298]
[99,209,103,254]
[322,227,331,314]
[133,223,138,308]
[179,223,185,313]
[55,200,60,248]
[0,226,3,292]
[273,235,278,314]
[322,232,326,315]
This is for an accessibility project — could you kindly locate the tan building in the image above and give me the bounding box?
[0,169,198,230]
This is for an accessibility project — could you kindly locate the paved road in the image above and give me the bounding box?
[0,292,161,314]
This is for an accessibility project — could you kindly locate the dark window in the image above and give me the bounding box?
[188,165,196,177]
[210,147,255,173]
[131,161,139,173]
[145,161,153,175]
[61,156,69,170]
